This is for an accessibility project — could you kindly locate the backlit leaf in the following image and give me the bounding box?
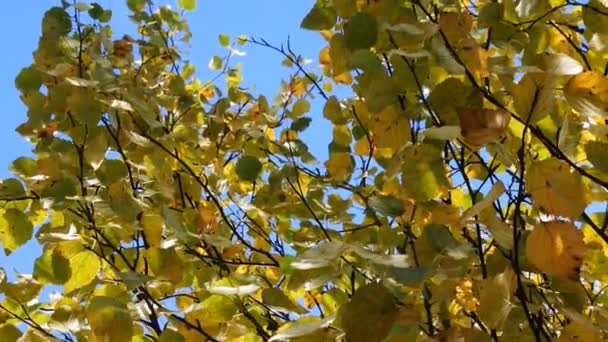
[526,158,588,218]
[177,0,196,11]
[300,5,336,30]
[0,209,33,254]
[33,249,71,284]
[64,250,100,293]
[526,221,585,280]
[87,296,133,341]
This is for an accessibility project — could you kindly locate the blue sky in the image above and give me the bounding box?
[0,0,331,280]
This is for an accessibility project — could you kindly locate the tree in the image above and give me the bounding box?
[1,0,608,340]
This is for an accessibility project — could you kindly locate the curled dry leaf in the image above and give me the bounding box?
[112,34,135,59]
[457,107,511,148]
[525,220,585,281]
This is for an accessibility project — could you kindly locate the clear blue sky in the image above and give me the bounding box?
[0,1,331,281]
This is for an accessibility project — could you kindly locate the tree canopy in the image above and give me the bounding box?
[2,0,608,341]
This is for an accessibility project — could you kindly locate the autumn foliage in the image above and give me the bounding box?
[2,0,608,341]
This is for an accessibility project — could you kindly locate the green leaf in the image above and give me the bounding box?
[66,89,103,125]
[0,179,26,198]
[478,2,504,28]
[88,3,104,19]
[0,324,22,340]
[349,50,383,72]
[291,117,312,132]
[96,159,128,185]
[182,62,196,79]
[422,224,459,253]
[15,65,42,93]
[41,179,78,202]
[300,5,336,30]
[42,7,72,38]
[0,209,33,254]
[235,155,263,182]
[383,266,430,286]
[33,249,71,284]
[583,0,608,34]
[158,329,185,342]
[401,144,450,201]
[341,283,398,342]
[127,0,145,12]
[218,33,230,47]
[291,98,311,118]
[368,195,405,217]
[87,296,133,341]
[344,12,378,50]
[585,141,608,172]
[323,96,348,124]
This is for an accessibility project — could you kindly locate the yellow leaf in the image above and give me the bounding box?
[460,38,489,78]
[64,250,100,294]
[333,71,353,85]
[140,213,163,248]
[87,296,133,342]
[354,138,371,156]
[565,71,608,119]
[525,220,585,280]
[325,153,353,182]
[513,73,555,123]
[454,277,479,312]
[289,78,307,97]
[197,200,218,234]
[148,247,184,284]
[319,46,330,65]
[526,158,589,218]
[439,12,473,44]
[371,106,410,153]
[333,125,352,146]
